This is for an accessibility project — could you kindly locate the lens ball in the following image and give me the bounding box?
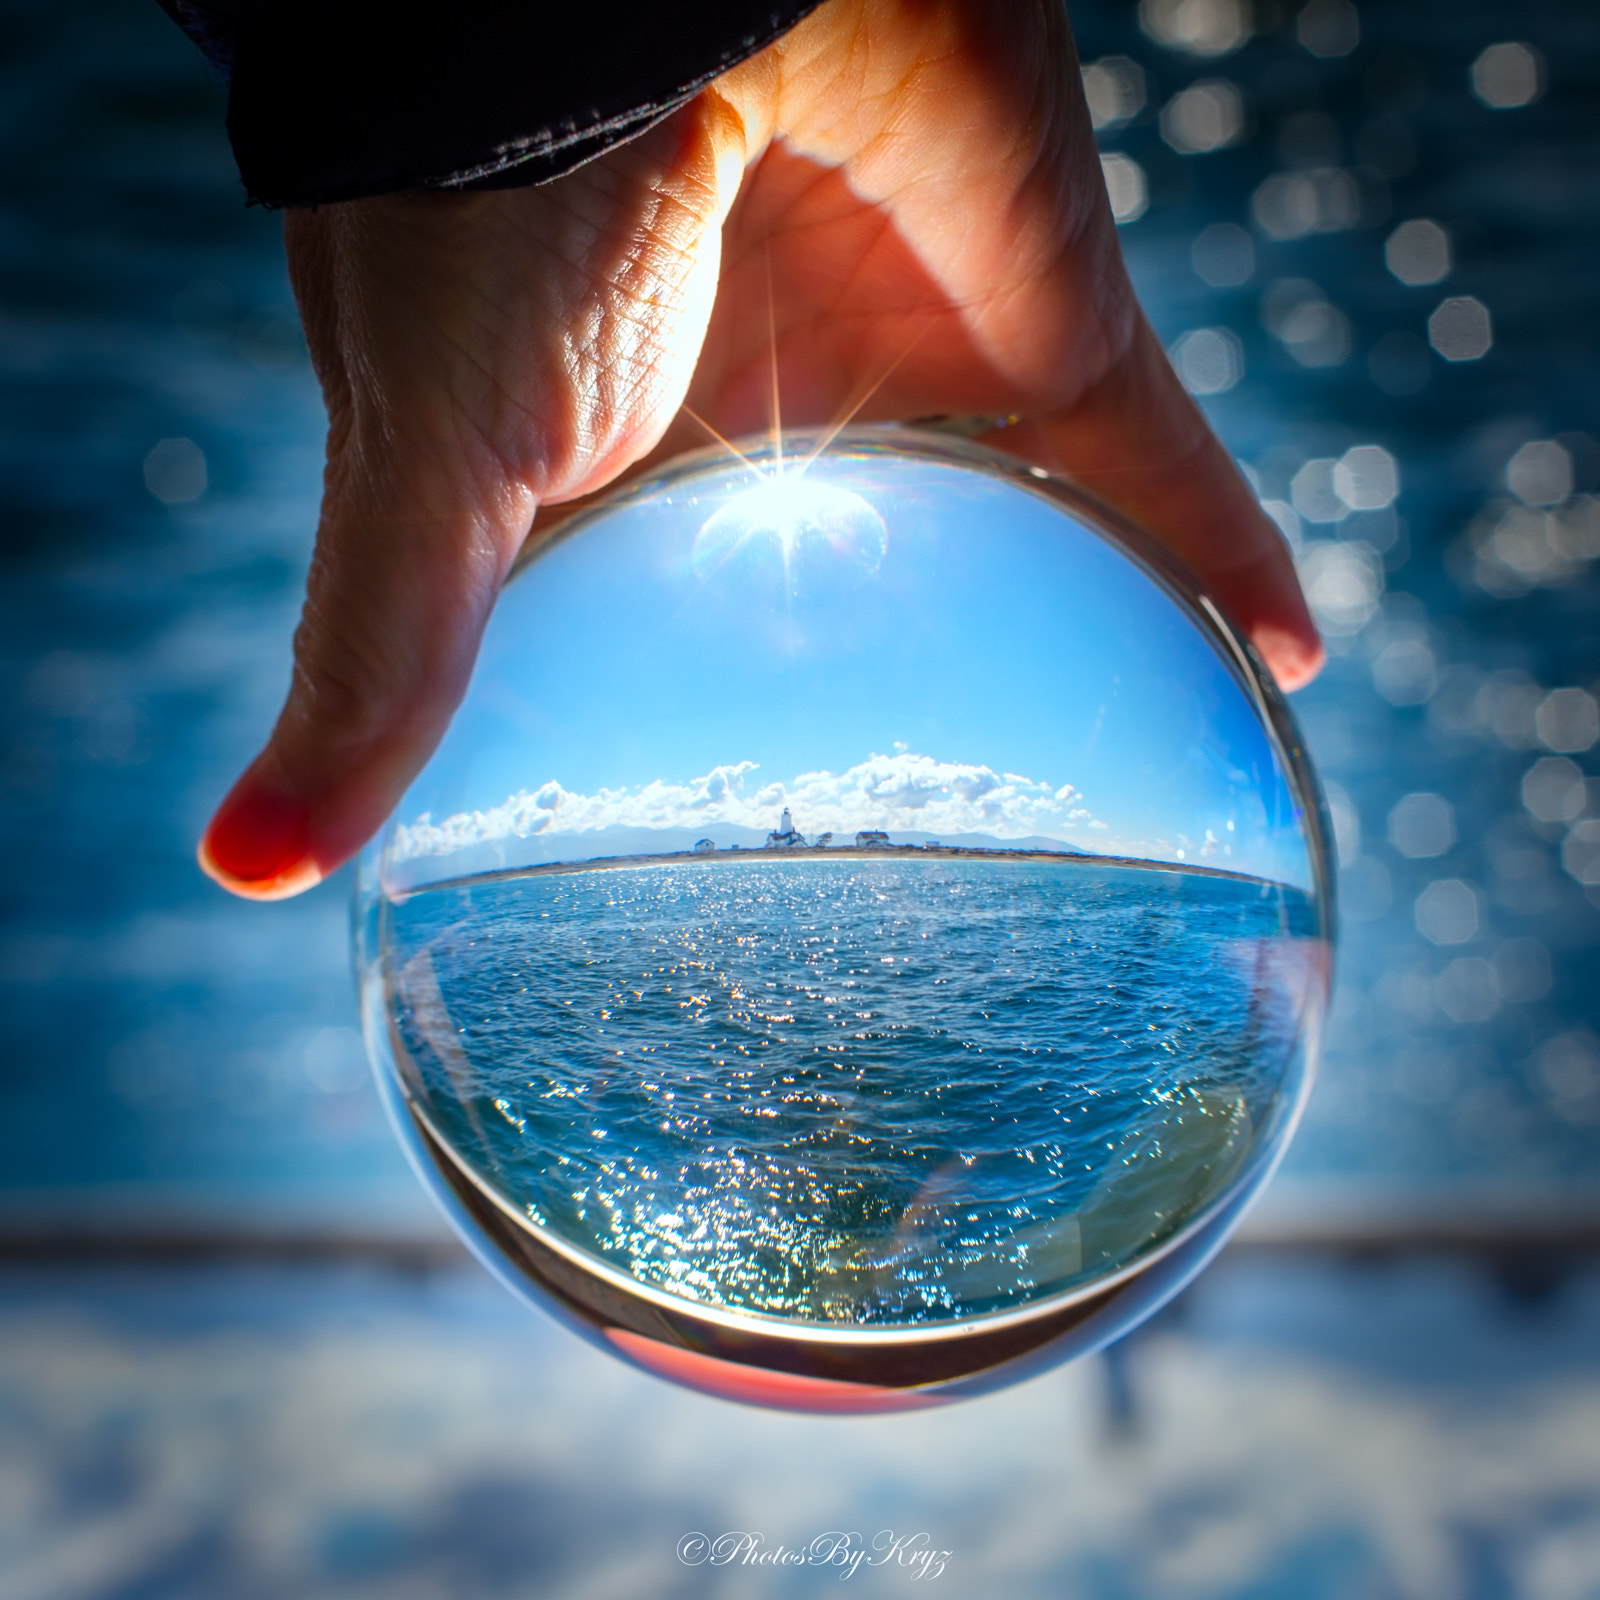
[355,429,1333,1412]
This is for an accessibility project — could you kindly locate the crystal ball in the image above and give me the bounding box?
[355,428,1333,1412]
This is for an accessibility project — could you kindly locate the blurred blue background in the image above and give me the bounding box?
[1,0,1598,1594]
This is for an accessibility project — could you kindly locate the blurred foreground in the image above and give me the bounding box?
[5,1249,1600,1598]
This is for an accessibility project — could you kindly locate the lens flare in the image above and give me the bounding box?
[693,470,887,580]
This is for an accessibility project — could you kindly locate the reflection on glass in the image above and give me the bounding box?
[355,428,1334,1410]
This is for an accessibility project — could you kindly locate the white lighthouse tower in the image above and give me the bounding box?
[766,807,802,848]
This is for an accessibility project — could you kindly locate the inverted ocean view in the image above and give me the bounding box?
[386,858,1318,1322]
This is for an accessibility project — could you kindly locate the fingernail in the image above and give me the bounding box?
[1272,640,1326,693]
[198,768,322,901]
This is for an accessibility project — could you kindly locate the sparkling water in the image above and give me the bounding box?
[383,854,1319,1325]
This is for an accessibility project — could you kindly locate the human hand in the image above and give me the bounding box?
[199,0,1322,900]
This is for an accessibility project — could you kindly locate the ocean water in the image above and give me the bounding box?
[382,857,1321,1323]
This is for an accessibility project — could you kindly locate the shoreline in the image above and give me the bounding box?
[394,844,1294,899]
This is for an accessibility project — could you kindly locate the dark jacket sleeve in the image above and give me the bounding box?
[157,1,822,209]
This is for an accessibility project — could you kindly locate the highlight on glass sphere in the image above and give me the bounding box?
[354,427,1334,1413]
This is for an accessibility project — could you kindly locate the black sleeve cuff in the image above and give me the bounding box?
[161,1,821,209]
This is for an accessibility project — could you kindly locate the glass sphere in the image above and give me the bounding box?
[355,428,1333,1412]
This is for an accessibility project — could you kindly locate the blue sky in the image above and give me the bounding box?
[392,441,1312,888]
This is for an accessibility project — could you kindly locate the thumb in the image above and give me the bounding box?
[200,103,748,899]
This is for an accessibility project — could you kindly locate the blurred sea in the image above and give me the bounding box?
[1,0,1597,1239]
[0,0,417,1235]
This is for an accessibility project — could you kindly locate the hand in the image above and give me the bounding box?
[199,0,1322,900]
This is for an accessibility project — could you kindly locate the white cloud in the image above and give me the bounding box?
[388,752,1309,887]
[393,752,1102,861]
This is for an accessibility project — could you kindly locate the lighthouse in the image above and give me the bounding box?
[766,807,803,848]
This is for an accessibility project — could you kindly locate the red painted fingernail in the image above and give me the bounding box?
[198,767,322,901]
[1249,621,1325,694]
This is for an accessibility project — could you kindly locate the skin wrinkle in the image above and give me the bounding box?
[307,430,527,702]
[352,378,517,528]
[365,198,605,492]
[805,203,908,329]
[289,599,414,759]
[766,2,986,175]
[1042,266,1135,421]
[1002,58,1097,282]
[437,316,571,492]
[494,113,737,498]
[288,526,501,749]
[562,251,690,362]
[411,299,555,473]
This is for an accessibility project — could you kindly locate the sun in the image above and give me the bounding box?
[693,463,888,579]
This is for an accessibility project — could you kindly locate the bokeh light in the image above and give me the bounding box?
[1428,295,1493,361]
[1384,219,1452,287]
[1160,79,1248,154]
[1099,151,1149,223]
[1190,220,1256,286]
[1523,757,1590,826]
[1169,326,1245,394]
[1262,279,1352,367]
[1471,41,1545,109]
[1251,167,1362,239]
[1507,439,1574,507]
[1295,0,1360,59]
[1295,541,1384,635]
[1138,0,1252,57]
[1333,445,1400,512]
[1080,55,1147,130]
[1388,793,1456,860]
[1414,879,1483,946]
[142,436,207,504]
[1536,689,1600,755]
